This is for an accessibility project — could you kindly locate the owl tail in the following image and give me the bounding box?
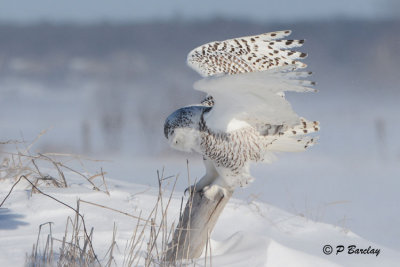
[264,118,319,152]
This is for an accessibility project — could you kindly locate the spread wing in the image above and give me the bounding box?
[187,31,315,133]
[187,30,307,77]
[193,68,316,132]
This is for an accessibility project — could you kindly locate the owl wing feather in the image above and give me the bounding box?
[187,30,307,77]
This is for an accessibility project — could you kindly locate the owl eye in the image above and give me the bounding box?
[175,140,178,144]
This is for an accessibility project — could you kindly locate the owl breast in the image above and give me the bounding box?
[200,127,263,174]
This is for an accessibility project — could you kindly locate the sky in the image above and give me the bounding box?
[0,0,394,24]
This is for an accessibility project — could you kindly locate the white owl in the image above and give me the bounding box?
[164,30,319,200]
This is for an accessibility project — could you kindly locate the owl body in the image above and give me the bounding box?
[164,31,319,199]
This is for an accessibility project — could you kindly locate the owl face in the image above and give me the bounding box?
[168,127,201,152]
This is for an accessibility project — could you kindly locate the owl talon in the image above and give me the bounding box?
[184,184,204,196]
[184,185,195,196]
[201,184,228,201]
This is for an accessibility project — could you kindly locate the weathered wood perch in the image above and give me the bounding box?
[166,188,233,261]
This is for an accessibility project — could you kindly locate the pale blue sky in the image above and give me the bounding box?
[0,0,392,23]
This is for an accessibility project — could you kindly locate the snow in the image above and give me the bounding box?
[1,167,399,266]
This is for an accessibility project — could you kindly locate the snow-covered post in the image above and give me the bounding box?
[166,188,233,261]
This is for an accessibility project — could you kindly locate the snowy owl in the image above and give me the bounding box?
[164,30,319,200]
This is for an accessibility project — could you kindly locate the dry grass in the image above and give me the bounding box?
[1,134,211,266]
[55,200,101,267]
[25,222,54,267]
[21,170,207,267]
[24,200,104,267]
[122,170,194,267]
[0,131,110,194]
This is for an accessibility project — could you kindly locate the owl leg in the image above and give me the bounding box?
[184,157,218,196]
[200,163,243,200]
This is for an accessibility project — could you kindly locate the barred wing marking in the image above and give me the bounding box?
[187,30,308,77]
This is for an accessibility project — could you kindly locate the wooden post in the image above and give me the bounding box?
[165,188,233,262]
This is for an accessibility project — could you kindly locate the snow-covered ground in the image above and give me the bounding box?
[1,169,399,267]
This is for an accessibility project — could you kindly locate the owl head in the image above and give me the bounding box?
[164,105,211,152]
